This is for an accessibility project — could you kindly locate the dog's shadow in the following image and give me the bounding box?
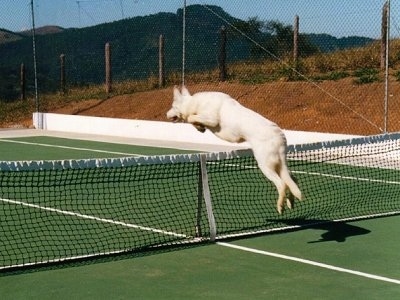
[307,221,371,243]
[272,219,371,243]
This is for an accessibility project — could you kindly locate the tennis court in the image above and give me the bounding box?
[0,131,399,299]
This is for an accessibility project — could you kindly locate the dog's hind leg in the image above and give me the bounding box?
[278,146,303,204]
[261,165,287,214]
[253,150,287,214]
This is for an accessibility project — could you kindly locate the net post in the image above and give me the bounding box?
[199,154,217,241]
[196,163,203,237]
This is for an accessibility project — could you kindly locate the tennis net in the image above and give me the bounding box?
[1,132,400,270]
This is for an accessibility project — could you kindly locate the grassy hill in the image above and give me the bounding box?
[0,29,23,44]
[0,4,375,102]
[2,38,400,135]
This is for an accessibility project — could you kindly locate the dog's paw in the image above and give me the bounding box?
[286,198,294,210]
[193,123,206,133]
[277,203,284,214]
[277,198,294,214]
[286,193,295,209]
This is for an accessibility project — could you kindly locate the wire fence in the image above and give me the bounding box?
[1,0,400,134]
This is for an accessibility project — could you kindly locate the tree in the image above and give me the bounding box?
[235,17,318,60]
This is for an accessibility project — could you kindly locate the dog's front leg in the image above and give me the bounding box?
[187,114,218,133]
[193,123,206,133]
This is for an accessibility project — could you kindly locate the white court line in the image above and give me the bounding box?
[214,162,400,186]
[293,170,400,185]
[0,197,186,238]
[217,242,400,285]
[0,139,145,157]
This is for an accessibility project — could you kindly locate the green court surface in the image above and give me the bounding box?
[0,136,199,161]
[0,217,399,300]
[0,135,399,299]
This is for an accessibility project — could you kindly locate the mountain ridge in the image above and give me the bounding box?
[0,5,374,101]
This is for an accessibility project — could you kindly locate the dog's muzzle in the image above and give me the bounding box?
[166,109,181,123]
[170,116,179,123]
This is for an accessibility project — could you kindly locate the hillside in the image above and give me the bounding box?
[19,25,65,36]
[0,29,22,44]
[5,78,398,136]
[0,4,374,101]
[0,5,243,96]
[0,26,64,44]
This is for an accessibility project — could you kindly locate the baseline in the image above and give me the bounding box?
[0,138,145,157]
[217,242,400,285]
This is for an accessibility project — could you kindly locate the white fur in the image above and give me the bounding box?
[167,86,303,214]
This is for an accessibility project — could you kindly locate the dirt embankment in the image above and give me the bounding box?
[7,78,400,135]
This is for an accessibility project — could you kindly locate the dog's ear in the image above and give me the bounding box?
[173,85,181,99]
[181,85,191,96]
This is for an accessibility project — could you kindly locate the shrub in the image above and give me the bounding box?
[353,68,380,84]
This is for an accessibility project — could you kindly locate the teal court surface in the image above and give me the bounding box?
[0,130,399,299]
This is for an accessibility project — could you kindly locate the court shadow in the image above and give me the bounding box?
[272,219,371,243]
[0,241,211,277]
[306,221,371,243]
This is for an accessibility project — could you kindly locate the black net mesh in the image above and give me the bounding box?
[1,133,400,270]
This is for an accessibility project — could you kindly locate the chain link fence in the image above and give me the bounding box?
[1,0,399,134]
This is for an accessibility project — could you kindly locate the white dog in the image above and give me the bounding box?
[167,86,303,214]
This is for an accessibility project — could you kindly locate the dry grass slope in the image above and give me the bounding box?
[2,40,400,135]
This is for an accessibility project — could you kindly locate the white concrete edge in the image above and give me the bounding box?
[29,112,362,150]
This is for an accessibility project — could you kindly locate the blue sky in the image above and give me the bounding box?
[0,0,396,38]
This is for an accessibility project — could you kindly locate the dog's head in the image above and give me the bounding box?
[166,85,191,122]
